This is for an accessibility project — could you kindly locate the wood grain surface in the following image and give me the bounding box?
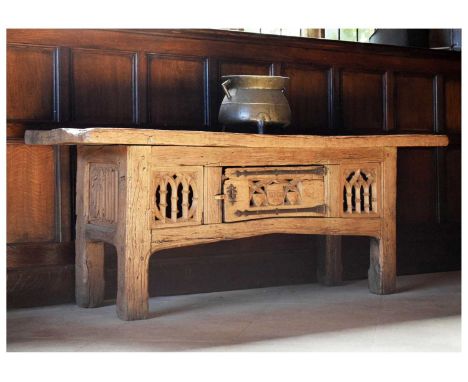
[7,144,56,243]
[25,127,449,148]
[7,29,460,309]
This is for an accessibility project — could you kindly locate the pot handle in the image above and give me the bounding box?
[221,79,232,100]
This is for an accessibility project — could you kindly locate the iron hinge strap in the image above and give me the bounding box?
[233,167,326,177]
[234,204,328,217]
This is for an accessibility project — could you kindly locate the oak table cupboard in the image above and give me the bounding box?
[25,128,448,321]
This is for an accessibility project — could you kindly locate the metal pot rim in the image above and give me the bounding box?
[221,75,289,89]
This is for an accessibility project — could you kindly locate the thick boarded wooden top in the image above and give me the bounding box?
[25,128,449,148]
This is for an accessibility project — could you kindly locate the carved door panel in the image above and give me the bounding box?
[223,166,326,222]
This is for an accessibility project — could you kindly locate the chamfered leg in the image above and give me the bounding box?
[116,246,151,320]
[75,237,105,307]
[115,146,152,320]
[317,235,343,286]
[368,147,397,294]
[75,145,105,307]
[369,236,396,294]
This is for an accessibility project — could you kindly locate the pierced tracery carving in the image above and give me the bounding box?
[343,168,378,215]
[152,167,203,227]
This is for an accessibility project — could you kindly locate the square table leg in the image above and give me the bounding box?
[317,235,343,286]
[115,146,152,321]
[75,238,105,307]
[75,151,105,308]
[368,147,397,294]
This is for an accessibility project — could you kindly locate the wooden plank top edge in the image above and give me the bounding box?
[24,128,449,148]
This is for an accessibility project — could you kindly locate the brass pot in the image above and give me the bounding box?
[218,75,291,134]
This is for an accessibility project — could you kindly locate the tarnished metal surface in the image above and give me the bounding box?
[218,75,291,133]
[234,204,328,217]
[233,167,326,177]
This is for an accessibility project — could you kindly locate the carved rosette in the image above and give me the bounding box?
[342,165,379,216]
[151,166,203,227]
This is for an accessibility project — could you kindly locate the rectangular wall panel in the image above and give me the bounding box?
[7,44,56,122]
[444,78,461,134]
[219,61,272,77]
[445,148,461,223]
[282,65,329,133]
[71,48,136,124]
[341,70,384,132]
[395,73,434,132]
[148,54,206,127]
[397,148,437,224]
[7,144,56,243]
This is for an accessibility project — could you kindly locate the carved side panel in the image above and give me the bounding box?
[223,166,326,222]
[341,164,380,217]
[88,163,119,226]
[151,166,203,228]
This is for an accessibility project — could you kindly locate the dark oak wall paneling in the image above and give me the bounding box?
[219,60,272,77]
[445,148,461,223]
[7,144,56,243]
[70,49,137,124]
[442,77,461,225]
[341,70,384,132]
[282,64,330,133]
[148,54,207,128]
[444,78,461,135]
[397,149,438,224]
[7,44,58,122]
[6,29,461,308]
[395,73,435,133]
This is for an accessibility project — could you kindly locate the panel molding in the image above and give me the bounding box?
[397,148,438,224]
[54,145,72,242]
[7,43,59,123]
[70,47,138,124]
[147,53,208,128]
[394,72,436,133]
[339,68,385,132]
[383,71,395,132]
[7,143,56,243]
[217,57,274,76]
[281,62,331,133]
[443,76,461,135]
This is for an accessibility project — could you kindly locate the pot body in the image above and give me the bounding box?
[218,75,291,129]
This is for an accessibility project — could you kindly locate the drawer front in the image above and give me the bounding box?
[223,166,326,222]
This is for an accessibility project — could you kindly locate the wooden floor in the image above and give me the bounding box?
[7,271,461,352]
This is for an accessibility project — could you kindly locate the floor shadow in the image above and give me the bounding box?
[6,271,461,351]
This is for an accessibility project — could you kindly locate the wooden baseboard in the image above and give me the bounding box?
[7,242,74,270]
